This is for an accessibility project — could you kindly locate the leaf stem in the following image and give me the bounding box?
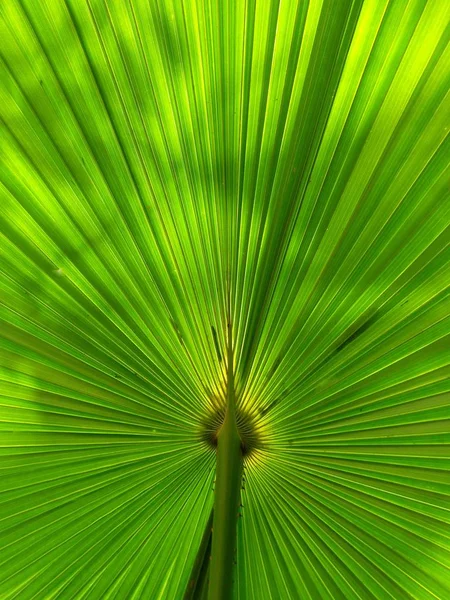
[208,322,243,600]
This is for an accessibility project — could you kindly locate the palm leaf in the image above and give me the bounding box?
[1,0,449,598]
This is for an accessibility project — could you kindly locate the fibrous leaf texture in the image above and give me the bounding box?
[1,0,449,598]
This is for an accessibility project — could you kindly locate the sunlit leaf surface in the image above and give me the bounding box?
[1,0,449,598]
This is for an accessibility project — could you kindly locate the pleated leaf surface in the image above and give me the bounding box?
[1,0,449,598]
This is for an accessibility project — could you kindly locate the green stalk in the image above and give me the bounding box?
[208,323,243,600]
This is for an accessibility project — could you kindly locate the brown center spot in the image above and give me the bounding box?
[199,404,266,458]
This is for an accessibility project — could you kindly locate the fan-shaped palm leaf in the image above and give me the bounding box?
[1,0,449,598]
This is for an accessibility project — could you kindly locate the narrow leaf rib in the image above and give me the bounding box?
[208,323,243,600]
[184,509,214,600]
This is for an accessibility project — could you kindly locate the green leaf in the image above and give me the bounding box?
[1,0,449,598]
